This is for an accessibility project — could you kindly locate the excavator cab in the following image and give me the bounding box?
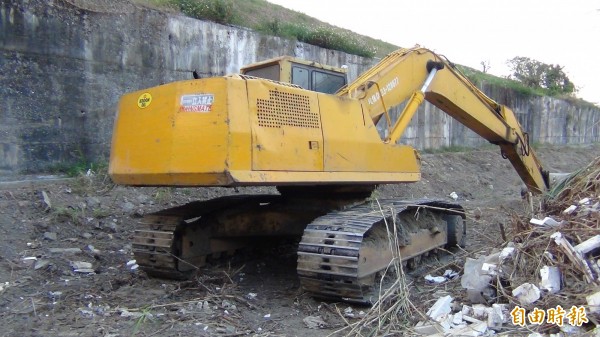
[240,56,347,94]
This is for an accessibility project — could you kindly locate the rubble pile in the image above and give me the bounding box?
[415,156,600,336]
[505,156,600,310]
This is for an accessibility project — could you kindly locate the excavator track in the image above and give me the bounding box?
[132,193,357,279]
[297,199,464,304]
[132,195,280,279]
[132,194,464,305]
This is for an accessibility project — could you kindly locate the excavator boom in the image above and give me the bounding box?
[338,47,548,193]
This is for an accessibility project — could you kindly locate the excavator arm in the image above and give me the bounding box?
[337,47,549,193]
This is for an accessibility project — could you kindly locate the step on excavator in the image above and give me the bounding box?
[109,47,549,303]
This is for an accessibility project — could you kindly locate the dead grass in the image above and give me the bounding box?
[499,156,600,311]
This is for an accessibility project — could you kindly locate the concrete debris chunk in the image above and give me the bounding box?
[512,283,540,305]
[551,232,595,283]
[452,311,463,325]
[461,305,473,316]
[413,321,444,335]
[471,304,488,319]
[449,192,458,200]
[43,232,57,241]
[563,205,577,214]
[586,291,600,313]
[71,261,94,273]
[84,245,100,254]
[426,295,453,320]
[499,245,516,261]
[438,321,487,337]
[303,315,328,329]
[539,265,561,293]
[461,257,494,304]
[41,191,52,210]
[485,305,504,329]
[574,235,600,255]
[34,259,50,270]
[560,324,584,334]
[578,197,590,205]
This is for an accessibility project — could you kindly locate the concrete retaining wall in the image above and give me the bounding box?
[1,0,598,174]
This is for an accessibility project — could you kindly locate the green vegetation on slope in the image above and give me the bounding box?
[134,0,396,58]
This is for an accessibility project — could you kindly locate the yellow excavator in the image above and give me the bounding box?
[109,47,548,303]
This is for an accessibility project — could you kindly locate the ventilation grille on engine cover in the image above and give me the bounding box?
[257,90,320,129]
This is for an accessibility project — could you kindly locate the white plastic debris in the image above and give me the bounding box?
[263,313,271,319]
[426,295,453,320]
[126,259,139,271]
[579,197,591,205]
[481,263,498,276]
[443,269,459,279]
[539,266,561,293]
[343,307,354,318]
[529,216,563,227]
[246,292,257,300]
[563,205,577,214]
[512,283,540,305]
[425,274,447,284]
[449,192,458,200]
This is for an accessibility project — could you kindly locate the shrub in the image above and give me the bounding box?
[170,0,236,25]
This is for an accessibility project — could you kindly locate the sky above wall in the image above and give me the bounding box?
[267,0,600,105]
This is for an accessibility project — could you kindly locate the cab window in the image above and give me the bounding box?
[312,71,346,94]
[292,66,310,90]
[243,64,280,81]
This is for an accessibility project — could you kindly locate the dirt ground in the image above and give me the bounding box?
[0,144,598,337]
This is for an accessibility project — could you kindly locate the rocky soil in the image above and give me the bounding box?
[0,144,598,337]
